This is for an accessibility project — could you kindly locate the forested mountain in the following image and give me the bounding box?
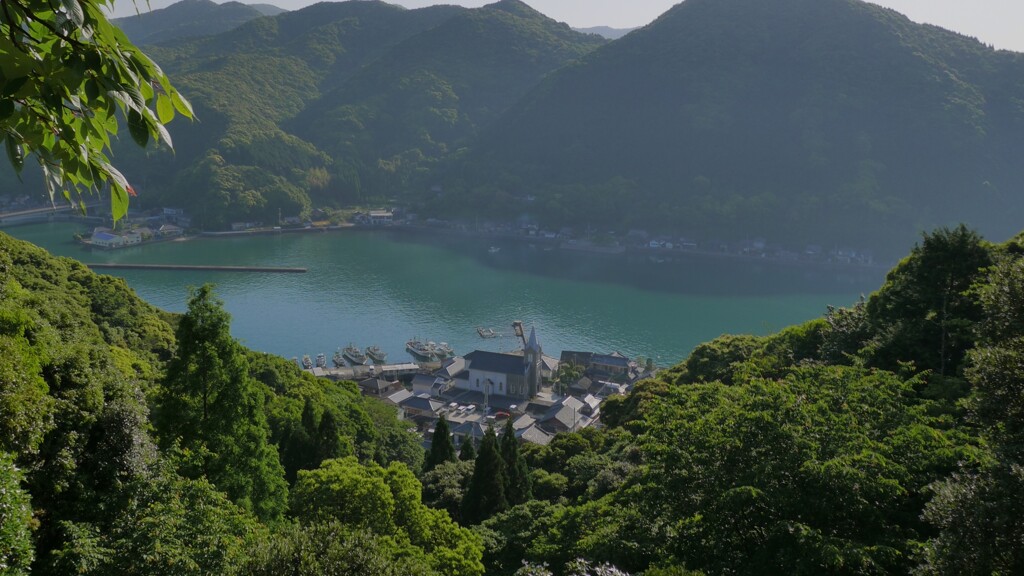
[112,0,284,45]
[15,0,1018,258]
[439,0,1024,258]
[288,0,605,199]
[5,220,1024,574]
[119,0,467,228]
[107,0,603,229]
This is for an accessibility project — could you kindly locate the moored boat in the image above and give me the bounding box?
[315,353,327,368]
[301,355,313,370]
[333,348,346,368]
[365,345,387,364]
[343,344,369,365]
[435,342,455,360]
[407,338,436,362]
[477,327,497,338]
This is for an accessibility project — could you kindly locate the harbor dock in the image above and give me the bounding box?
[85,263,307,273]
[307,362,421,381]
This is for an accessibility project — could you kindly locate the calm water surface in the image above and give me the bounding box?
[5,222,885,366]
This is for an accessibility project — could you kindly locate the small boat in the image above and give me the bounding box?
[407,338,437,362]
[365,345,387,364]
[301,355,313,370]
[315,353,327,368]
[343,344,369,366]
[477,327,497,339]
[434,342,455,360]
[332,349,346,368]
[488,246,501,254]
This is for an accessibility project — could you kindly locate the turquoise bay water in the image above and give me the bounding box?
[5,222,885,366]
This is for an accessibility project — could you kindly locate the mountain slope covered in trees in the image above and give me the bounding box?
[288,0,605,199]
[112,0,283,45]
[437,0,1024,258]
[109,0,603,230]
[0,231,480,575]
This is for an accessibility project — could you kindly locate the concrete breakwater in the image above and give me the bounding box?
[84,263,307,273]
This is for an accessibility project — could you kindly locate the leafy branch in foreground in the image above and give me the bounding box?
[0,0,192,221]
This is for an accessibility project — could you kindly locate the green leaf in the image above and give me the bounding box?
[124,84,146,110]
[110,182,129,223]
[154,121,173,148]
[127,109,149,147]
[0,99,14,120]
[5,137,23,174]
[1,77,28,98]
[60,0,85,28]
[156,93,174,124]
[170,90,194,119]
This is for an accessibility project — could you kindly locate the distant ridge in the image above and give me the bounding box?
[113,0,284,45]
[574,26,637,40]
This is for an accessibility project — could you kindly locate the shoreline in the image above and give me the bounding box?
[31,218,889,274]
[376,223,892,273]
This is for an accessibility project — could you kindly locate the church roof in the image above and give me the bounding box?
[465,350,528,375]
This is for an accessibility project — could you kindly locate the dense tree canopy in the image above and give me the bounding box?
[155,284,288,522]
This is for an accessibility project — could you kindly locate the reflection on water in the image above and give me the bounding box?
[4,222,885,366]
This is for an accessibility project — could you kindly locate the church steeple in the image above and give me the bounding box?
[525,326,542,397]
[526,327,540,353]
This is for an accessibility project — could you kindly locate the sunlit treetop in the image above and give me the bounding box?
[0,0,192,221]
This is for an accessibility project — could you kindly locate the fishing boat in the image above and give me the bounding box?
[434,342,455,360]
[315,353,327,368]
[332,348,346,368]
[407,338,437,362]
[301,355,313,370]
[343,344,369,365]
[365,345,387,364]
[477,327,497,338]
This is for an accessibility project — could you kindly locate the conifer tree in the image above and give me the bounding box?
[423,415,457,473]
[157,284,288,521]
[459,437,477,461]
[461,427,508,524]
[314,410,350,464]
[500,418,533,505]
[281,399,317,483]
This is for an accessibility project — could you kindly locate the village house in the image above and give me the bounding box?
[89,229,126,248]
[398,394,445,425]
[357,377,403,398]
[368,210,394,226]
[159,224,184,237]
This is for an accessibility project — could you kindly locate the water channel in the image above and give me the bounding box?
[5,222,886,367]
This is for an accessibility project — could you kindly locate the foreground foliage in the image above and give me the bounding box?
[0,0,192,220]
[2,224,1022,575]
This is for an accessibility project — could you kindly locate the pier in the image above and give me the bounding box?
[84,263,307,273]
[308,362,422,381]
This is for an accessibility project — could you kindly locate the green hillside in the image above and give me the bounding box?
[5,218,1024,574]
[114,1,467,229]
[107,0,601,230]
[288,0,606,198]
[0,231,482,574]
[439,0,1024,258]
[112,0,281,45]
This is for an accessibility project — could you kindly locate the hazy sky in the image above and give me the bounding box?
[112,0,1024,52]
